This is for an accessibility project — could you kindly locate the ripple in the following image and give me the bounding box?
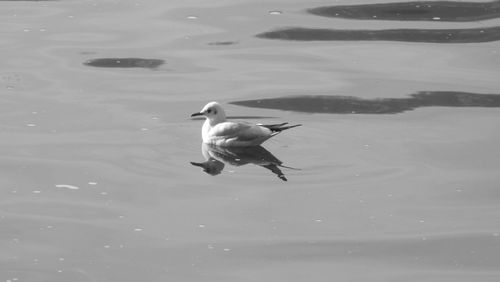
[222,233,500,270]
[0,201,119,220]
[83,58,165,69]
[46,32,119,42]
[231,91,500,114]
[256,26,500,43]
[308,1,500,22]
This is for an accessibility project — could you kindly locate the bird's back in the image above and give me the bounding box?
[203,121,273,147]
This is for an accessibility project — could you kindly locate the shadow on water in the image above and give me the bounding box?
[191,144,297,181]
[191,115,277,122]
[256,26,500,43]
[231,91,500,114]
[208,41,239,46]
[83,58,165,69]
[308,0,500,22]
[258,1,500,43]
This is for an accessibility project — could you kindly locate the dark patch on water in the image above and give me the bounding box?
[308,1,500,22]
[231,91,500,114]
[208,41,239,46]
[83,58,165,69]
[228,115,275,119]
[256,26,500,43]
[191,115,276,121]
[80,51,98,55]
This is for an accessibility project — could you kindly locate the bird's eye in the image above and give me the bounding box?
[207,109,212,114]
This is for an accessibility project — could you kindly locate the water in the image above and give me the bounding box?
[1,0,500,281]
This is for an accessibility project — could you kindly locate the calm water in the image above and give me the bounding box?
[1,0,500,281]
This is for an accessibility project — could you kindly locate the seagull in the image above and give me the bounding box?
[191,101,301,147]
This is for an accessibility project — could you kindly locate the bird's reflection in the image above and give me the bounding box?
[190,144,295,181]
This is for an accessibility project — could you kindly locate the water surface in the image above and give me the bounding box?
[1,0,500,281]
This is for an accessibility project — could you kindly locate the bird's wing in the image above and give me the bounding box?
[211,122,271,141]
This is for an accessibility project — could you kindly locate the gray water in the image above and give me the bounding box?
[1,0,500,281]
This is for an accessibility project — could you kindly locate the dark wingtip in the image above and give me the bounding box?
[262,123,302,132]
[280,124,302,131]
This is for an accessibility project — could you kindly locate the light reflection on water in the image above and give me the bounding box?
[1,0,500,281]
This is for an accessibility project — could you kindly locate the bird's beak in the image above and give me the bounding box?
[191,112,203,117]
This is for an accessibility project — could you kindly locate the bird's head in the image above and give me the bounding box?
[191,101,226,123]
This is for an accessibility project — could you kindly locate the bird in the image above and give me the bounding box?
[191,101,301,147]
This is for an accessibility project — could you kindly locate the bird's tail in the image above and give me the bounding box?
[260,122,302,133]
